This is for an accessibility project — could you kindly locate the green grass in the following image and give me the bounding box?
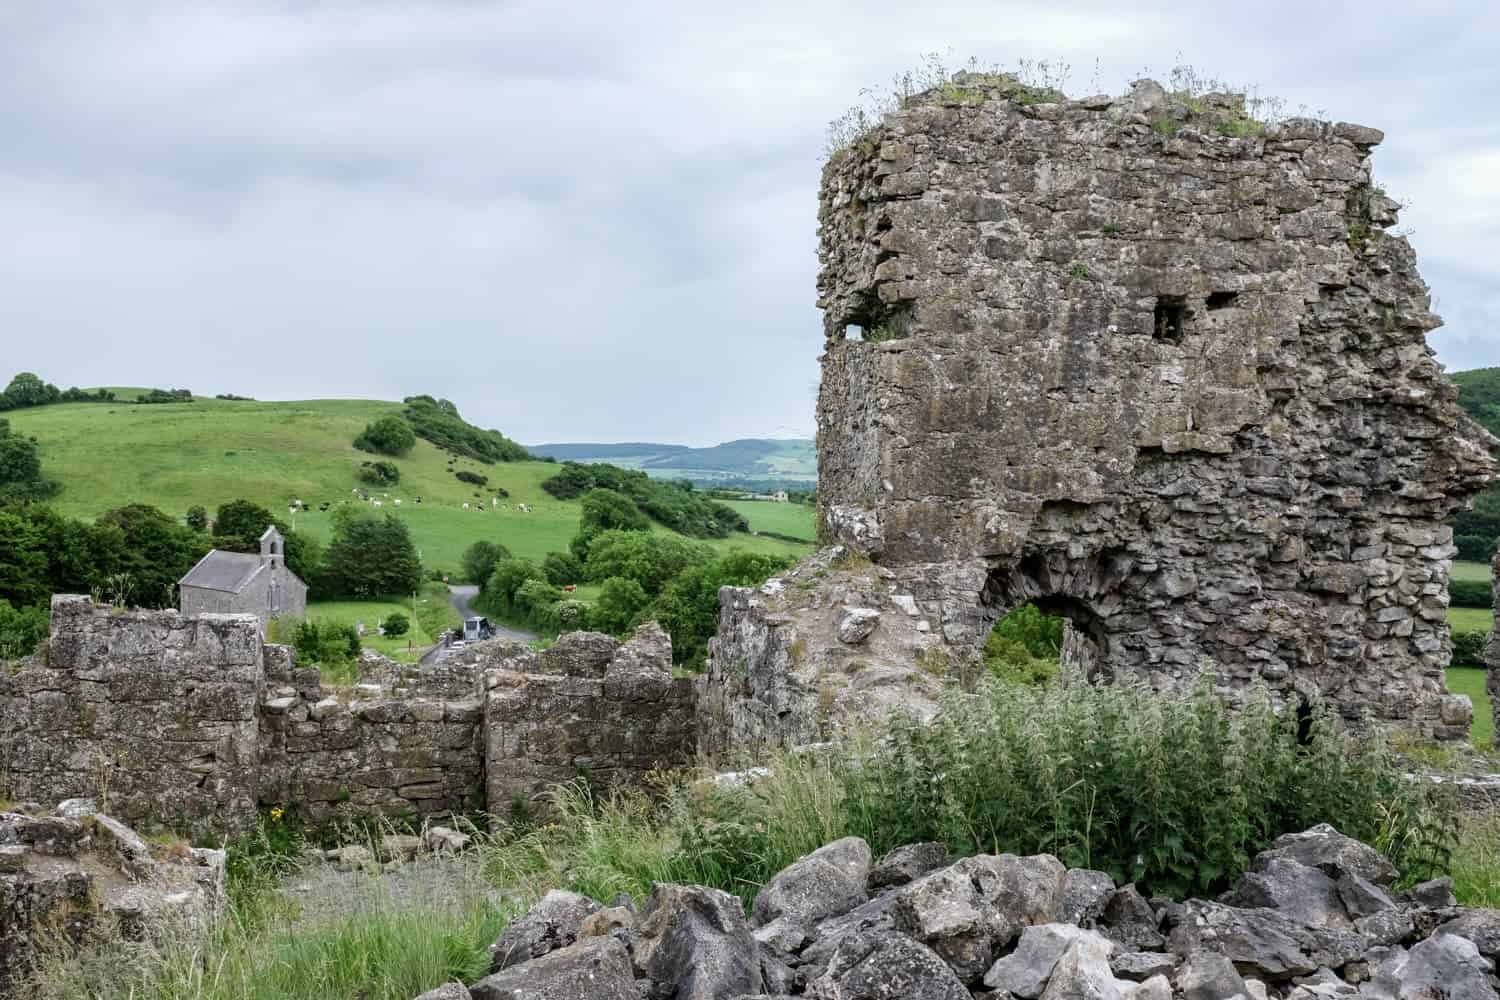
[303,592,459,666]
[1454,560,1492,583]
[1452,814,1500,908]
[1451,607,1494,632]
[8,395,812,576]
[1448,667,1493,748]
[722,500,817,542]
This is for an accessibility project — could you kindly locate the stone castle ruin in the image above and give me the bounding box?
[807,74,1498,737]
[703,76,1500,751]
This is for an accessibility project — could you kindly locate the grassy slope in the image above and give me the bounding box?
[723,499,817,541]
[9,396,812,576]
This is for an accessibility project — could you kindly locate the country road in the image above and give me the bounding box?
[446,585,536,643]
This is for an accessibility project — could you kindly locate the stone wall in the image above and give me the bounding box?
[812,75,1497,737]
[0,599,699,837]
[0,596,264,838]
[484,624,697,819]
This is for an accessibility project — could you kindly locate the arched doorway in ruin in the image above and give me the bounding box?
[975,551,1127,683]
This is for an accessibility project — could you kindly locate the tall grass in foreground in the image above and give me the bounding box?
[486,680,1453,903]
[28,821,510,1000]
[1452,813,1500,908]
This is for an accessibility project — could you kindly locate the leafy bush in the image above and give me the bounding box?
[462,541,512,588]
[583,530,714,593]
[983,604,1064,686]
[185,505,209,532]
[454,470,488,487]
[0,418,59,502]
[401,395,530,463]
[570,489,652,560]
[380,612,410,637]
[0,598,47,660]
[289,619,362,668]
[514,579,563,621]
[0,372,113,412]
[1451,579,1493,609]
[353,416,416,457]
[542,551,584,587]
[1453,629,1489,667]
[135,388,194,404]
[358,460,401,487]
[542,463,747,539]
[648,550,790,667]
[547,599,591,633]
[487,682,1452,908]
[592,577,650,635]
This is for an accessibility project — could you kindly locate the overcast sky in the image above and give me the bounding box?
[2,2,1496,446]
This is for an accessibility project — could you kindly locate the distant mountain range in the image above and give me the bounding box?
[530,438,816,484]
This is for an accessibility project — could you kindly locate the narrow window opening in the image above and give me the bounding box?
[1153,296,1188,341]
[1206,290,1239,311]
[844,324,865,342]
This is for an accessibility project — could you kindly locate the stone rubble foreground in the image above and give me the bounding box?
[413,824,1500,1000]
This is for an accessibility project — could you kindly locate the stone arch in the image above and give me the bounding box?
[976,550,1132,680]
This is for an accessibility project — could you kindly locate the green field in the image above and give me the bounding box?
[1448,667,1493,748]
[1452,607,1495,632]
[1454,561,1492,583]
[8,395,812,575]
[723,499,817,541]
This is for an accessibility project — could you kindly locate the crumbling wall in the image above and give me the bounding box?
[1,599,700,836]
[810,75,1497,737]
[484,624,696,818]
[0,596,264,837]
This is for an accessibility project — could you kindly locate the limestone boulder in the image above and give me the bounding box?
[867,842,948,892]
[468,936,637,1000]
[753,837,872,937]
[1361,932,1499,1000]
[806,928,969,1000]
[1253,824,1398,886]
[489,889,601,973]
[983,923,1110,997]
[635,883,762,1000]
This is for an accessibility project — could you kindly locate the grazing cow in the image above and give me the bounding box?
[415,496,422,503]
[563,584,577,593]
[393,499,401,506]
[462,502,469,510]
[372,499,383,508]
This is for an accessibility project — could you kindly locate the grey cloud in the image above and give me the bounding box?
[1,1,1496,444]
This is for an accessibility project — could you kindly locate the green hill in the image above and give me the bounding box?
[531,438,816,484]
[1451,369,1500,568]
[8,394,812,574]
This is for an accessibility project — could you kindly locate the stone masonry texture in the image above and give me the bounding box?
[0,599,697,838]
[811,75,1498,737]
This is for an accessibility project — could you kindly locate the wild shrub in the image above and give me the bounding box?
[1453,628,1489,667]
[380,612,409,637]
[358,460,400,486]
[483,681,1451,907]
[353,415,416,457]
[1450,579,1493,609]
[453,469,487,487]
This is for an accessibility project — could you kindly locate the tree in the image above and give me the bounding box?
[185,505,209,532]
[592,576,650,636]
[1,372,59,410]
[319,511,422,599]
[0,511,49,607]
[381,611,410,637]
[542,551,584,587]
[353,415,416,456]
[570,488,650,559]
[0,419,56,501]
[462,541,513,589]
[583,530,713,594]
[478,557,544,614]
[0,599,48,660]
[514,579,563,623]
[96,504,206,608]
[649,550,789,667]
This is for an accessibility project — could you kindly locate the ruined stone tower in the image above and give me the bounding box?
[813,75,1497,736]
